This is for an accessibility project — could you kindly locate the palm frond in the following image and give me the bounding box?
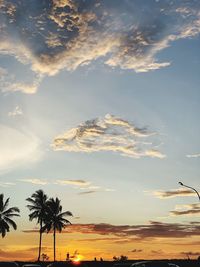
[60,211,73,217]
[2,207,20,215]
[4,217,17,230]
[0,194,20,238]
[3,197,10,211]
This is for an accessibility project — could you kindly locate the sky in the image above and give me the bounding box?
[0,0,200,262]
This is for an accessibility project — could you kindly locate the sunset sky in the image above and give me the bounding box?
[0,0,200,262]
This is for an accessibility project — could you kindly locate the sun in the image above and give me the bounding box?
[72,255,84,264]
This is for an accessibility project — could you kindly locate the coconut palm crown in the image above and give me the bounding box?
[0,193,20,238]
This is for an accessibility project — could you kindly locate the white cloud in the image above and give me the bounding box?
[0,124,43,173]
[0,181,15,187]
[186,153,200,158]
[0,64,42,94]
[52,114,165,159]
[55,179,91,187]
[105,188,116,192]
[17,178,115,194]
[18,178,48,185]
[8,106,23,117]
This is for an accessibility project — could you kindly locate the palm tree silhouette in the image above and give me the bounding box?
[0,194,20,238]
[26,190,48,262]
[43,197,73,261]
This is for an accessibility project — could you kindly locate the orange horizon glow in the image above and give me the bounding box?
[1,232,200,262]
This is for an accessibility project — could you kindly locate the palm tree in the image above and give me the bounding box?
[26,190,48,262]
[43,197,73,261]
[0,194,20,238]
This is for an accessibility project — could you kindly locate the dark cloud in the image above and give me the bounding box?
[132,249,143,253]
[170,203,200,216]
[170,209,200,216]
[0,0,200,93]
[77,237,123,242]
[23,221,200,240]
[53,114,165,159]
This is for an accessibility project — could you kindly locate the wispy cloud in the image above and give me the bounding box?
[0,66,42,94]
[150,249,164,255]
[17,178,113,195]
[78,190,97,195]
[152,188,196,199]
[131,249,143,253]
[53,114,165,159]
[170,203,200,217]
[0,1,200,93]
[18,178,48,185]
[0,181,15,187]
[186,153,200,158]
[55,179,91,187]
[8,106,23,117]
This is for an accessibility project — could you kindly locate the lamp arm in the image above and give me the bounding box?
[183,184,200,202]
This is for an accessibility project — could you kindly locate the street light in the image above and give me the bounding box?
[178,181,200,202]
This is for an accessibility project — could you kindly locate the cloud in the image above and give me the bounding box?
[0,181,15,187]
[0,124,42,173]
[153,188,196,198]
[52,114,165,159]
[56,179,114,194]
[150,249,164,255]
[78,190,97,195]
[77,237,123,243]
[186,153,200,158]
[17,178,112,194]
[18,178,48,185]
[0,66,42,94]
[0,0,200,93]
[170,203,200,217]
[132,249,143,253]
[8,106,23,117]
[55,179,91,187]
[18,178,91,187]
[24,221,200,240]
[105,188,116,192]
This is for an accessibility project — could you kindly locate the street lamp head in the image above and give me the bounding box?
[178,182,184,186]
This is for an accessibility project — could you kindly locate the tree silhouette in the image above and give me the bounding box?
[26,190,48,261]
[43,197,72,261]
[0,194,20,238]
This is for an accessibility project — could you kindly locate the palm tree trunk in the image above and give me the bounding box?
[53,226,56,261]
[38,221,42,261]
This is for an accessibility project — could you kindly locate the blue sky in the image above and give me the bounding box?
[0,0,200,261]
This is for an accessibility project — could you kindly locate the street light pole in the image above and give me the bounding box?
[178,181,200,202]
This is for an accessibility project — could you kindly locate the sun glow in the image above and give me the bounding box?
[72,255,83,264]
